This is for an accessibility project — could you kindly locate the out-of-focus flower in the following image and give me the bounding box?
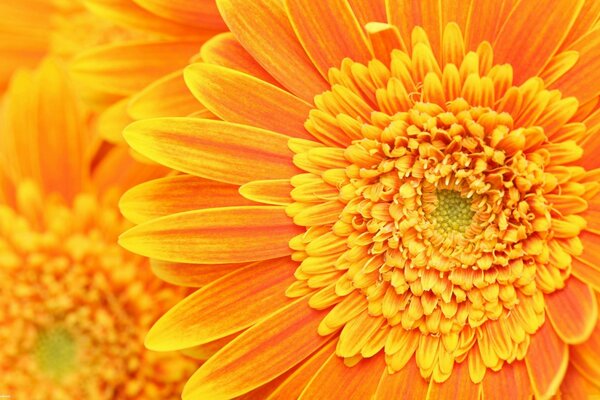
[120,0,600,399]
[0,58,195,399]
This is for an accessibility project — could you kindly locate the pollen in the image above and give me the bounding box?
[285,24,591,384]
[0,181,195,399]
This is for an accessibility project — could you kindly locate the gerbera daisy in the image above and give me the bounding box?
[120,0,600,398]
[0,58,196,398]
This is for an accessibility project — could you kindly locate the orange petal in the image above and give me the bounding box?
[123,118,299,185]
[560,0,600,50]
[199,32,282,87]
[545,277,597,344]
[375,357,430,399]
[386,0,442,55]
[70,40,200,96]
[82,0,214,36]
[553,29,600,105]
[146,257,297,351]
[348,0,387,26]
[366,23,406,65]
[128,70,201,119]
[560,366,600,400]
[239,179,293,206]
[150,259,247,287]
[182,299,330,399]
[464,0,514,51]
[266,340,338,399]
[217,0,327,102]
[493,0,584,84]
[300,352,386,399]
[482,361,532,400]
[580,231,600,265]
[183,332,240,360]
[184,63,314,139]
[572,257,600,292]
[524,321,569,399]
[1,58,88,202]
[119,206,303,263]
[132,0,227,30]
[96,98,131,144]
[571,319,600,383]
[119,175,254,224]
[428,359,480,399]
[284,0,372,77]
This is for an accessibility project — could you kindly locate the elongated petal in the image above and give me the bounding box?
[239,179,293,205]
[300,352,385,399]
[119,206,303,263]
[386,0,443,54]
[267,340,337,399]
[545,277,597,344]
[123,118,299,185]
[348,0,386,25]
[128,70,201,119]
[375,358,429,399]
[184,63,313,139]
[571,320,600,384]
[70,40,200,96]
[132,0,226,30]
[524,322,569,399]
[552,29,600,104]
[464,0,514,50]
[285,0,372,77]
[96,98,131,144]
[482,361,532,400]
[120,175,254,224]
[146,257,297,350]
[428,360,479,399]
[150,259,247,287]
[217,0,328,102]
[493,0,584,84]
[183,299,330,399]
[572,257,600,292]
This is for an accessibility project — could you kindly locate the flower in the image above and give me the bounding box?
[119,0,600,398]
[0,58,195,398]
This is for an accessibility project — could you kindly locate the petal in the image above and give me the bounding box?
[119,206,303,263]
[374,357,430,399]
[524,321,569,399]
[123,118,299,185]
[132,0,227,30]
[70,40,200,96]
[0,58,88,202]
[96,98,131,144]
[560,0,600,50]
[580,231,600,266]
[266,340,338,399]
[464,0,514,51]
[284,0,372,77]
[182,299,330,399]
[493,0,584,84]
[216,0,328,102]
[386,0,443,55]
[552,29,600,105]
[119,175,254,224]
[428,359,480,399]
[184,63,314,139]
[299,352,386,399]
[182,333,239,361]
[239,179,293,206]
[150,259,247,287]
[199,32,282,87]
[561,366,600,399]
[545,277,597,344]
[571,319,600,384]
[82,0,214,36]
[348,0,387,25]
[128,70,201,119]
[482,361,532,400]
[572,257,600,292]
[146,257,297,351]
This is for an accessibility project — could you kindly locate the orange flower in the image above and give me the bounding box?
[120,0,600,398]
[0,58,195,399]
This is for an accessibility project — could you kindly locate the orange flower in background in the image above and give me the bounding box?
[119,0,600,399]
[0,58,196,399]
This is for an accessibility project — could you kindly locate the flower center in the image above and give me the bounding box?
[34,327,77,380]
[430,189,475,236]
[285,24,588,383]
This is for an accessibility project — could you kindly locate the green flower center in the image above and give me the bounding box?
[430,189,475,236]
[34,327,77,380]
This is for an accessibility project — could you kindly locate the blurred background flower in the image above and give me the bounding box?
[118,0,600,399]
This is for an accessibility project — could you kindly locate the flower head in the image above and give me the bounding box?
[0,58,195,398]
[120,0,600,398]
